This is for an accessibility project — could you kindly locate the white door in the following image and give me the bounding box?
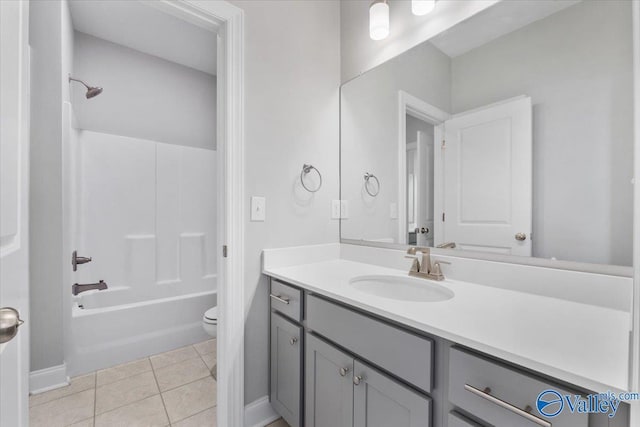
[439,96,532,256]
[1,0,30,426]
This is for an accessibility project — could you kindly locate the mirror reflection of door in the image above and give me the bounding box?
[436,96,532,256]
[406,124,434,247]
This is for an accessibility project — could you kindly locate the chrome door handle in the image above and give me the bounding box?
[464,384,551,427]
[269,294,290,305]
[0,307,25,344]
[515,233,527,241]
[339,367,350,377]
[353,375,363,386]
[289,337,298,345]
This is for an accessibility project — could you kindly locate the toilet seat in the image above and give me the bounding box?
[203,306,218,325]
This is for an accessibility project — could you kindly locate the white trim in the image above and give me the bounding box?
[397,90,450,245]
[630,0,640,424]
[243,396,279,427]
[29,364,69,395]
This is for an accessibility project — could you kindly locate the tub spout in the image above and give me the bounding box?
[72,280,108,296]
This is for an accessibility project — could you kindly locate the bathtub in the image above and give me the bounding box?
[67,284,216,376]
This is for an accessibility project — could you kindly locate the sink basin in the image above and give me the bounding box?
[349,275,454,302]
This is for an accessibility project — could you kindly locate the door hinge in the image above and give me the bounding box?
[442,212,445,222]
[222,245,228,258]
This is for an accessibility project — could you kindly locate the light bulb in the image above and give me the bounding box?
[412,0,436,16]
[369,0,389,41]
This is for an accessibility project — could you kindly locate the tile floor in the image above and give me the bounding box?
[30,339,218,427]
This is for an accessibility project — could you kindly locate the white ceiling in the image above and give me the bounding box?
[430,0,582,58]
[69,0,217,75]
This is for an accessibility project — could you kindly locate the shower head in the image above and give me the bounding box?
[85,86,103,99]
[68,76,103,99]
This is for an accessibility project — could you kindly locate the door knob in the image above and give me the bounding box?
[515,233,527,241]
[289,337,298,345]
[0,307,25,344]
[339,367,350,377]
[353,375,363,386]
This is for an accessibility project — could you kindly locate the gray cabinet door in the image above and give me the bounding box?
[270,312,303,427]
[305,333,354,427]
[353,360,432,427]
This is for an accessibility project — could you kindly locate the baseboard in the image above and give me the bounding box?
[30,363,70,394]
[244,395,280,427]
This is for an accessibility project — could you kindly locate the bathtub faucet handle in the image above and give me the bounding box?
[72,250,92,271]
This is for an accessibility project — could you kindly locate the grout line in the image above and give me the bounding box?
[169,403,218,426]
[92,372,97,427]
[151,354,172,426]
[29,380,96,410]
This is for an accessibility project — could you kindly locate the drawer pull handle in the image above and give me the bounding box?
[339,367,350,377]
[353,375,363,386]
[464,384,551,427]
[290,337,298,345]
[270,294,290,305]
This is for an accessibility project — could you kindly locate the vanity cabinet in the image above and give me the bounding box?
[268,277,626,427]
[270,311,303,427]
[305,332,432,427]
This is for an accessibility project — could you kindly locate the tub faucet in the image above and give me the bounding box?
[72,280,108,296]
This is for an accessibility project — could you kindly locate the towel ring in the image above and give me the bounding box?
[301,164,322,193]
[364,172,380,197]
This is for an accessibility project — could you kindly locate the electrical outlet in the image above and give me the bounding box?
[340,200,349,219]
[331,200,341,219]
[250,196,266,221]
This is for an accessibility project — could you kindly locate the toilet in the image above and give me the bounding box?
[202,306,218,338]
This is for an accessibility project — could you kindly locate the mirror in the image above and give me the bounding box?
[340,0,633,267]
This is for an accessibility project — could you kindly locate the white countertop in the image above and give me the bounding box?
[263,258,631,394]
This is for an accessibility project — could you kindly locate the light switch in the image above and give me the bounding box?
[331,200,341,219]
[340,200,349,219]
[390,202,398,219]
[251,196,266,221]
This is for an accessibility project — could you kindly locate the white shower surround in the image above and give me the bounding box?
[66,128,217,376]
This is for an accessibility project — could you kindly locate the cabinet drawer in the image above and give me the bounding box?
[449,347,587,427]
[270,279,303,322]
[306,294,433,393]
[270,312,303,427]
[448,412,482,427]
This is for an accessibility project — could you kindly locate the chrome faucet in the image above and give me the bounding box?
[405,247,449,281]
[72,280,108,296]
[436,242,456,249]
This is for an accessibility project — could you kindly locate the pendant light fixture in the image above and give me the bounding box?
[369,0,390,40]
[412,0,436,16]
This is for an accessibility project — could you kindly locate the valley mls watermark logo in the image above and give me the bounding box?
[536,389,639,419]
[536,390,565,417]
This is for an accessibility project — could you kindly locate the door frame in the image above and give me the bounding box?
[141,2,246,425]
[397,90,449,245]
[59,1,246,425]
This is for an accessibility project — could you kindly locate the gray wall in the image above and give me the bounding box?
[29,0,66,372]
[228,0,341,404]
[73,31,216,150]
[451,0,633,265]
